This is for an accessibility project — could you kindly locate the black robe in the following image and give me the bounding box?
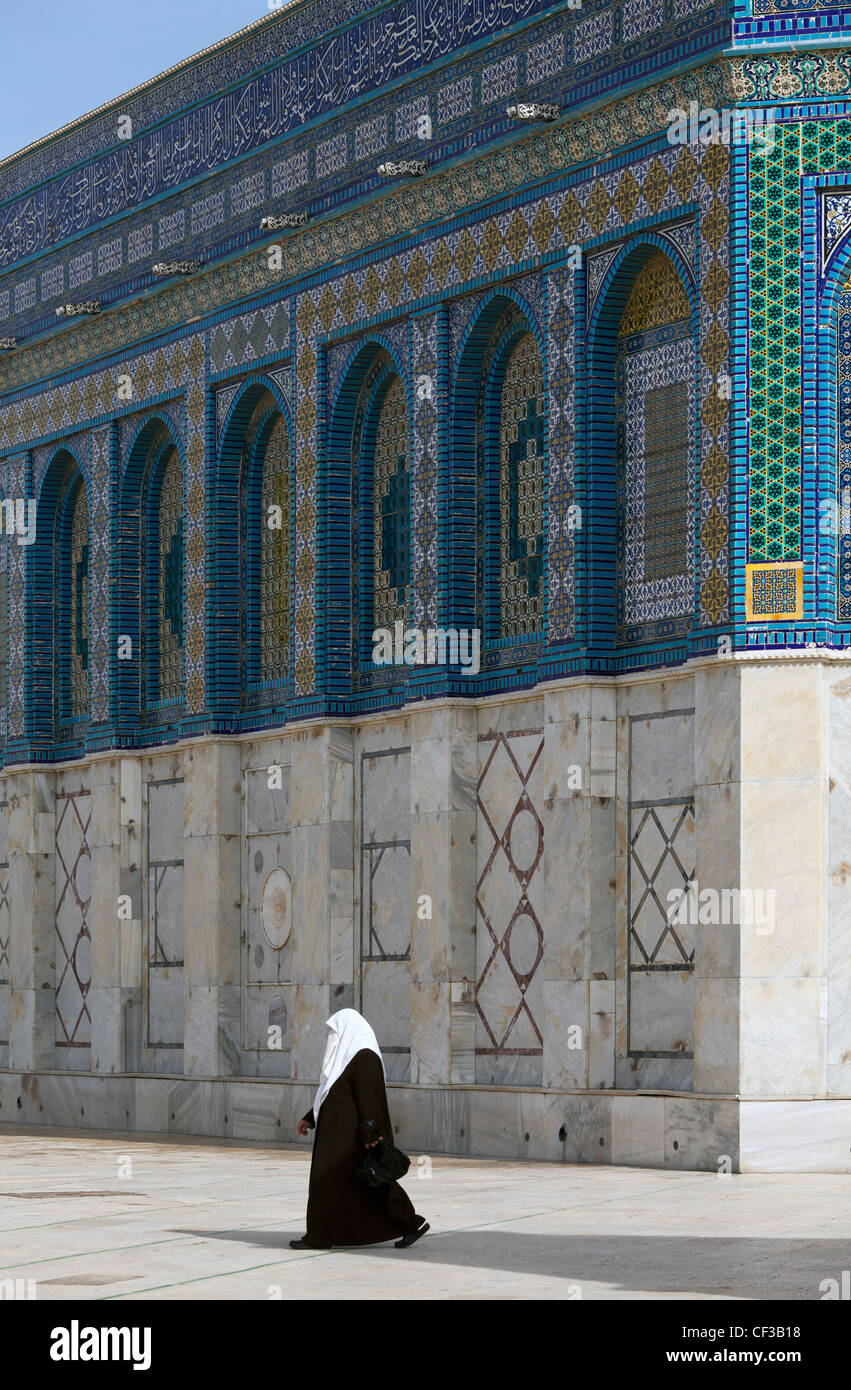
[301,1048,423,1246]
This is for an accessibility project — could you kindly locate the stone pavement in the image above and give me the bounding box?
[0,1126,848,1300]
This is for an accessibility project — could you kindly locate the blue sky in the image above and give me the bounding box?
[1,0,271,161]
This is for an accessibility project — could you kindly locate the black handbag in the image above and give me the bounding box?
[354,1121,411,1187]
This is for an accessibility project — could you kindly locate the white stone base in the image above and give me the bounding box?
[0,1069,746,1170]
[739,1100,851,1173]
[2,655,850,1172]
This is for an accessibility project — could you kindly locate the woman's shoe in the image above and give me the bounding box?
[289,1236,331,1249]
[395,1221,429,1249]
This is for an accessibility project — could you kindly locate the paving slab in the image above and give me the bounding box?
[0,1125,848,1300]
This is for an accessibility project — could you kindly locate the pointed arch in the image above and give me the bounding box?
[325,338,411,692]
[817,240,851,623]
[587,239,698,654]
[150,445,184,705]
[451,291,547,652]
[211,376,293,715]
[31,446,91,746]
[0,485,8,753]
[117,416,185,730]
[242,399,292,695]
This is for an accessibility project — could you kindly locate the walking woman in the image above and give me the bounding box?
[290,1008,429,1250]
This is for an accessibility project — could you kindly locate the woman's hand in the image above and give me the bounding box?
[364,1135,384,1148]
[297,1119,310,1137]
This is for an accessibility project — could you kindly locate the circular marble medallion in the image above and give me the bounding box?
[261,867,292,950]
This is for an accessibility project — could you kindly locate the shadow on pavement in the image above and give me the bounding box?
[170,1228,842,1298]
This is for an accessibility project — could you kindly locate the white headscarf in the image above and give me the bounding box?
[312,1008,385,1122]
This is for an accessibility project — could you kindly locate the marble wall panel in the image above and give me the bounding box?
[629,970,695,1055]
[243,758,294,1076]
[589,978,616,1089]
[739,978,821,1097]
[542,979,587,1090]
[147,966,184,1051]
[244,984,292,1055]
[827,671,851,1095]
[629,709,694,803]
[360,747,412,1078]
[739,1099,851,1174]
[622,702,696,1078]
[54,786,92,1067]
[449,978,475,1085]
[476,725,545,1086]
[469,1085,567,1161]
[145,779,184,1055]
[246,833,292,985]
[738,665,826,1098]
[229,1080,281,1143]
[664,1097,740,1172]
[245,765,291,836]
[611,1095,665,1167]
[0,1064,751,1168]
[0,799,8,1063]
[240,787,288,1068]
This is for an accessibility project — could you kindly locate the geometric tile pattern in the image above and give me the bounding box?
[6,334,208,718]
[54,789,92,1052]
[68,480,90,721]
[157,448,184,703]
[349,353,392,684]
[750,564,799,617]
[694,144,730,625]
[0,803,8,1049]
[260,416,291,681]
[88,426,111,724]
[209,303,290,375]
[749,119,851,564]
[5,451,28,740]
[0,508,6,744]
[411,311,440,627]
[586,245,621,324]
[838,287,851,620]
[615,256,695,644]
[289,144,729,689]
[748,122,804,562]
[372,378,410,635]
[527,31,565,86]
[498,333,545,638]
[292,299,322,695]
[2,2,731,358]
[547,264,576,641]
[0,54,742,739]
[574,10,614,64]
[449,292,487,377]
[643,381,690,583]
[0,61,735,398]
[618,251,690,336]
[476,729,545,1062]
[823,192,851,273]
[0,0,725,260]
